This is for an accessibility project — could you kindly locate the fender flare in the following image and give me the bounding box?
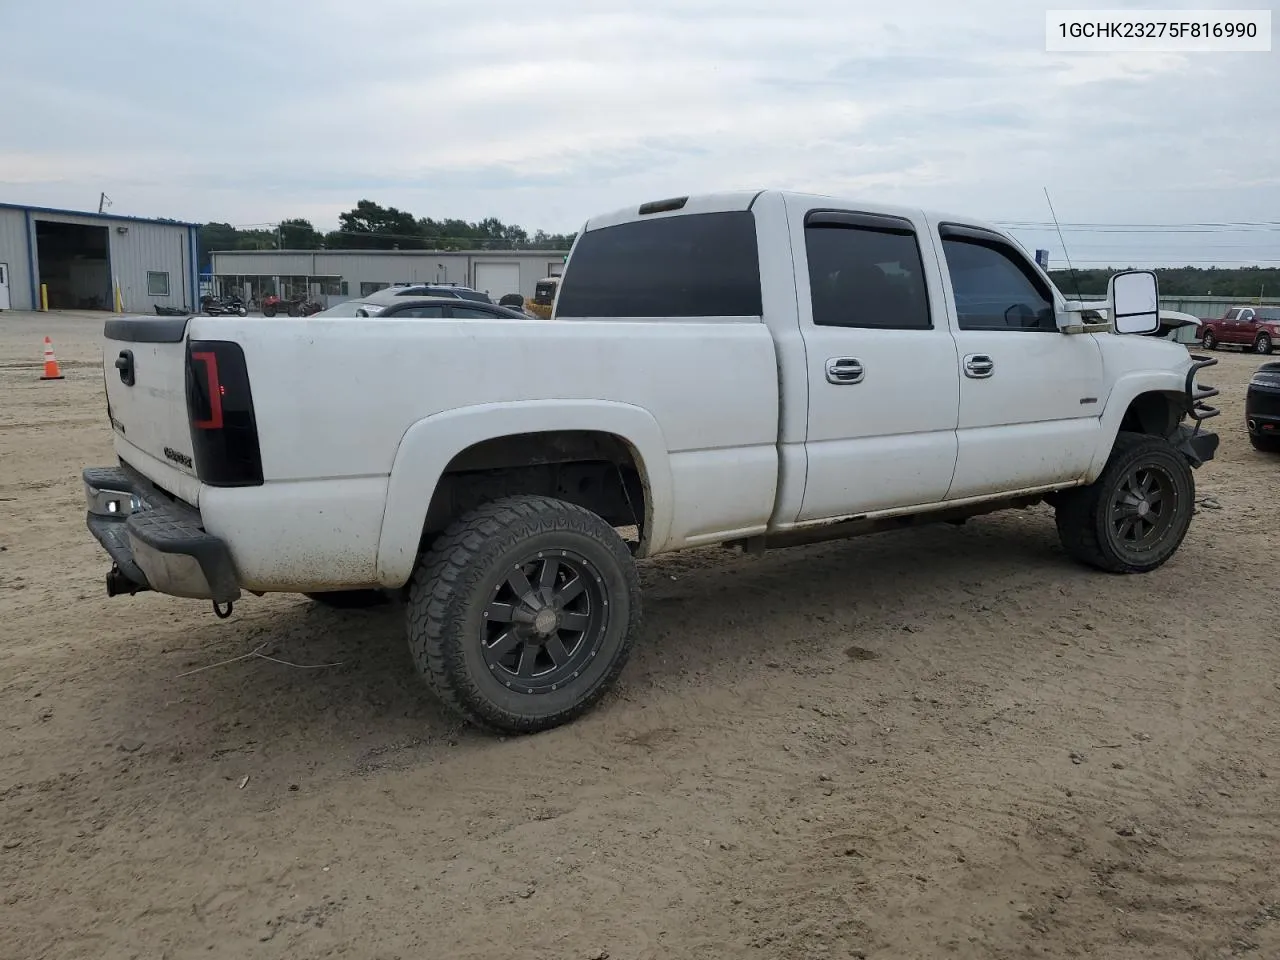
[374,400,674,586]
[1085,370,1189,481]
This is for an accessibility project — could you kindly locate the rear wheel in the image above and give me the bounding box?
[405,495,641,734]
[263,304,277,317]
[1054,431,1196,573]
[1201,330,1217,350]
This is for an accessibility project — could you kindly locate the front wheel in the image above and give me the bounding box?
[1201,331,1217,350]
[263,304,277,317]
[1255,333,1273,355]
[1054,432,1196,574]
[405,495,642,734]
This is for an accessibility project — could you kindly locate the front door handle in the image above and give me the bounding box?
[963,354,994,379]
[825,357,864,384]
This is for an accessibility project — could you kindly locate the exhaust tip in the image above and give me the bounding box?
[1248,418,1258,431]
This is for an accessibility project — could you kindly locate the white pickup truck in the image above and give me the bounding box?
[84,189,1221,733]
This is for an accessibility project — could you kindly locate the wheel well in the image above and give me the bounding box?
[420,430,649,552]
[1118,390,1185,438]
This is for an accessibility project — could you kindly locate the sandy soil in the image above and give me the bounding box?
[2,311,1278,960]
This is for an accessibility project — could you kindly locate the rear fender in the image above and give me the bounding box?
[375,400,673,587]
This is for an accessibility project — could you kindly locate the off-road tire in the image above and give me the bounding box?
[405,495,641,734]
[304,589,390,609]
[1054,431,1196,574]
[1250,433,1280,453]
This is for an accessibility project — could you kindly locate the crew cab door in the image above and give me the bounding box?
[1236,308,1258,344]
[927,221,1105,497]
[786,199,960,521]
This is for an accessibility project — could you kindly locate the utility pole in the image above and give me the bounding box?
[98,192,112,214]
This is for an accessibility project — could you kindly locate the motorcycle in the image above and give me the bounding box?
[200,294,248,317]
[262,294,324,317]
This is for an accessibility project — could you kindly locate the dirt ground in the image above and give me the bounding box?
[2,310,1278,960]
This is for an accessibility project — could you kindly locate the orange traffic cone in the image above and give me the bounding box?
[40,336,64,381]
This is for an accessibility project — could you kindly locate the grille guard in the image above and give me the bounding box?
[1184,353,1220,430]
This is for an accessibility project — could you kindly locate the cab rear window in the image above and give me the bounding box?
[555,211,762,318]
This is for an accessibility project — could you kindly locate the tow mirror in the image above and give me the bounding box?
[1109,270,1160,335]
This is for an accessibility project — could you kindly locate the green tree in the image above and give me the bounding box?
[278,218,323,249]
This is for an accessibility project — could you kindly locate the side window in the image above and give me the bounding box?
[804,222,931,329]
[389,305,445,318]
[1240,309,1255,322]
[554,211,762,318]
[941,237,1056,331]
[1224,308,1241,321]
[449,305,500,319]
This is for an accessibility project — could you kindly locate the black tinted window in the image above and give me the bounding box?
[389,305,445,318]
[805,224,931,329]
[555,211,762,318]
[449,305,501,318]
[942,238,1055,331]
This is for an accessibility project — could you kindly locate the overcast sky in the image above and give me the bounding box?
[2,0,1276,267]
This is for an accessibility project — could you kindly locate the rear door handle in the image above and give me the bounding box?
[963,354,994,379]
[825,357,864,384]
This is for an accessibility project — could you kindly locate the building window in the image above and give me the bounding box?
[340,280,349,296]
[360,281,390,297]
[146,271,170,297]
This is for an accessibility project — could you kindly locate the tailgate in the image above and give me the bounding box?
[103,316,201,503]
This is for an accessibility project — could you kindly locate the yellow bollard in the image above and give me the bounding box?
[113,283,123,313]
[39,283,48,311]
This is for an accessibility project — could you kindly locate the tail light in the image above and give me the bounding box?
[185,339,263,486]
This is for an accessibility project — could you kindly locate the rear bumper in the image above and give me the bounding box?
[83,465,241,603]
[1246,383,1280,437]
[1246,411,1280,437]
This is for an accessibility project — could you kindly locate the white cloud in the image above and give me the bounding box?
[0,0,1276,265]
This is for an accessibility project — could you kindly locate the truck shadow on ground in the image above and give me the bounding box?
[97,509,1150,781]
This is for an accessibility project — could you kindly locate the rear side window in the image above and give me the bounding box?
[555,211,762,318]
[804,221,931,329]
[389,305,446,318]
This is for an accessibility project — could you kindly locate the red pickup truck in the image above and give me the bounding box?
[1200,306,1280,354]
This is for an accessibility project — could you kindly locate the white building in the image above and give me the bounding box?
[209,248,570,308]
[0,202,199,312]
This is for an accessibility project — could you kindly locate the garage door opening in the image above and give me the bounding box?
[36,220,112,310]
[474,262,521,301]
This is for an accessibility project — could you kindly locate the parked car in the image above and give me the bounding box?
[84,188,1220,734]
[1246,360,1280,452]
[355,296,530,320]
[312,284,496,318]
[1200,306,1280,354]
